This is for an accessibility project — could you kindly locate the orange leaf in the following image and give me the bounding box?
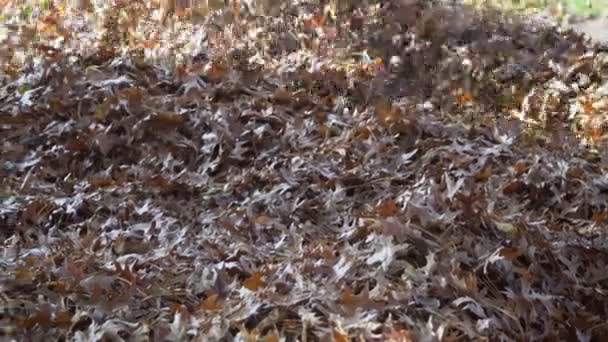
[305,15,325,28]
[243,272,265,291]
[592,209,608,224]
[375,97,401,128]
[142,38,160,49]
[332,330,349,342]
[384,328,415,342]
[455,92,473,105]
[581,97,594,114]
[206,60,228,83]
[175,7,191,18]
[352,126,372,140]
[199,293,222,311]
[263,331,280,342]
[376,200,399,218]
[53,310,72,328]
[338,288,356,306]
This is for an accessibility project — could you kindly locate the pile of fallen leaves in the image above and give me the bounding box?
[2,0,608,340]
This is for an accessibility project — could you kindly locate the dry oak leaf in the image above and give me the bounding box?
[243,272,265,291]
[199,292,223,311]
[375,199,400,218]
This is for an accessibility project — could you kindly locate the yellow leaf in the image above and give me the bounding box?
[455,92,473,105]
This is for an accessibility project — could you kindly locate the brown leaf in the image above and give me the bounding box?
[199,292,222,311]
[206,60,228,83]
[503,180,526,195]
[272,88,292,105]
[350,16,364,31]
[243,272,265,291]
[263,330,280,342]
[89,176,117,189]
[146,112,185,131]
[46,281,68,294]
[474,164,492,182]
[94,96,117,122]
[352,126,372,140]
[338,288,357,306]
[384,328,415,342]
[22,199,55,226]
[112,235,153,255]
[376,200,399,218]
[253,215,273,225]
[375,97,402,128]
[455,92,473,105]
[117,87,144,107]
[499,246,523,261]
[332,329,349,342]
[14,267,34,282]
[53,310,72,328]
[566,167,584,179]
[514,160,528,174]
[592,209,608,224]
[65,137,90,152]
[21,304,52,329]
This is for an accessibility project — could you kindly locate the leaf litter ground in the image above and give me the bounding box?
[2,0,608,340]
